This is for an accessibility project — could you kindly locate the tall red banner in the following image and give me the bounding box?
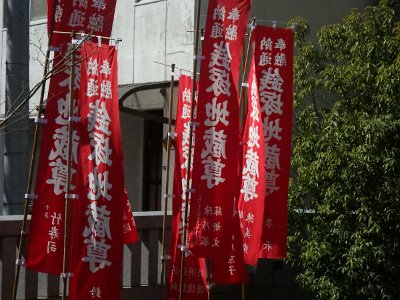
[48,0,117,47]
[26,49,81,274]
[68,42,126,299]
[252,26,294,259]
[188,0,252,258]
[167,75,207,300]
[26,42,138,276]
[237,56,266,265]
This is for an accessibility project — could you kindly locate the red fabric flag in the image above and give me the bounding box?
[69,42,126,299]
[236,56,266,265]
[252,26,294,259]
[26,48,81,274]
[48,0,117,47]
[210,214,249,285]
[188,0,252,259]
[167,75,208,300]
[122,187,140,244]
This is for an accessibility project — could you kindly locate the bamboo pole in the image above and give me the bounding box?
[11,2,58,299]
[160,63,176,284]
[178,0,202,299]
[61,36,77,300]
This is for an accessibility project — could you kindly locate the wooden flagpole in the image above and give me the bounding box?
[160,63,176,284]
[239,18,256,300]
[61,34,77,300]
[11,1,58,299]
[178,0,202,299]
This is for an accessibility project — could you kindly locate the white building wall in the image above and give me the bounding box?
[164,0,195,78]
[113,0,135,85]
[133,0,167,83]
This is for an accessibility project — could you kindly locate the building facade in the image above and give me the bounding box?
[0,0,380,299]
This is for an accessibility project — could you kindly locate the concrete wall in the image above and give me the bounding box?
[113,0,194,85]
[251,0,377,33]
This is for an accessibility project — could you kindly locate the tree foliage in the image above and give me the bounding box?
[288,1,400,299]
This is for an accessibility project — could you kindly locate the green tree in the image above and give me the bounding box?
[288,1,400,299]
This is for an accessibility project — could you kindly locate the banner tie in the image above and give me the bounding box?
[68,116,81,123]
[49,46,61,52]
[64,194,79,200]
[167,131,177,137]
[179,245,191,257]
[25,194,38,200]
[15,259,25,267]
[60,272,74,279]
[34,117,48,124]
[189,121,199,127]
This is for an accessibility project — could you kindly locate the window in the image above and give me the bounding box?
[142,110,164,211]
[31,0,47,21]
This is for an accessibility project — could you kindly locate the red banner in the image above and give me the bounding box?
[252,26,294,259]
[26,41,137,277]
[236,56,266,265]
[122,187,140,244]
[188,0,252,258]
[26,48,81,274]
[68,42,126,299]
[167,75,208,300]
[48,0,117,47]
[210,215,248,285]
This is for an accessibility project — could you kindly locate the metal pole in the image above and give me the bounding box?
[11,2,58,298]
[160,63,176,284]
[178,0,202,299]
[61,36,77,300]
